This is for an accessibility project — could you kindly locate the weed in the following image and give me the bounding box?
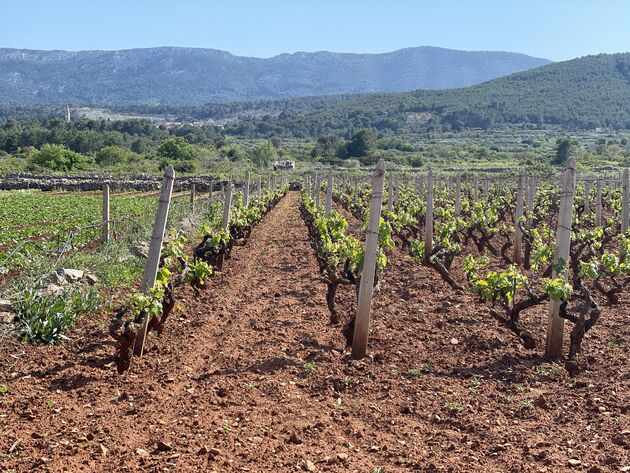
[522,399,534,409]
[468,377,482,393]
[444,402,464,411]
[0,386,8,394]
[13,286,100,344]
[534,365,550,376]
[409,364,435,377]
[246,382,258,390]
[302,361,316,376]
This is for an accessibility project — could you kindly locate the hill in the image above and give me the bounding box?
[225,53,630,137]
[0,46,550,106]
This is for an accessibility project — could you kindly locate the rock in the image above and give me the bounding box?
[38,284,64,298]
[156,441,172,452]
[336,453,348,462]
[0,312,15,324]
[85,273,99,285]
[135,448,150,457]
[568,459,581,467]
[288,433,303,445]
[197,446,209,455]
[131,243,150,259]
[99,444,108,457]
[301,459,316,471]
[0,299,12,312]
[208,447,221,458]
[450,338,459,345]
[251,436,264,445]
[59,268,84,283]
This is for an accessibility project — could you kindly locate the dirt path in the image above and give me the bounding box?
[1,191,629,472]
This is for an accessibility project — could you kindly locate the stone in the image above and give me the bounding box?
[0,312,15,324]
[60,268,84,282]
[568,459,581,467]
[450,338,460,345]
[156,441,172,452]
[38,284,65,298]
[0,299,12,312]
[85,273,99,285]
[135,448,150,457]
[131,242,150,259]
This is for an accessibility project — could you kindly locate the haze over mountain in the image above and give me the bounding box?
[0,46,551,106]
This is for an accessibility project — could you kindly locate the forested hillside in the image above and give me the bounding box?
[224,53,630,137]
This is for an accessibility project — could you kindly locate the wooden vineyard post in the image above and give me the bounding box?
[208,179,213,209]
[102,184,110,244]
[513,175,525,265]
[472,176,479,201]
[545,158,577,360]
[483,178,489,201]
[454,176,462,217]
[584,180,592,216]
[527,176,537,226]
[325,169,333,217]
[257,176,262,198]
[351,159,386,360]
[622,168,629,233]
[243,172,250,207]
[222,182,233,230]
[135,166,176,356]
[190,183,196,214]
[595,179,603,227]
[387,172,393,213]
[424,170,434,265]
[315,174,321,209]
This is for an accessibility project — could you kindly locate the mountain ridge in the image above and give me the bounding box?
[0,45,551,105]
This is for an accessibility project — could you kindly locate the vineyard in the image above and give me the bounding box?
[0,163,629,472]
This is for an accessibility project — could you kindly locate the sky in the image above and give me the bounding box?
[1,0,629,61]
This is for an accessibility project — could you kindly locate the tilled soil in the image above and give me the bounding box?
[1,191,629,472]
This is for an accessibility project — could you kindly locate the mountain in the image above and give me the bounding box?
[223,53,630,137]
[0,46,551,106]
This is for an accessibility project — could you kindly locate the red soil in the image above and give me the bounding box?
[0,191,628,472]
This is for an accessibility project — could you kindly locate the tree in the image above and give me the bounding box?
[95,146,132,167]
[156,137,199,161]
[29,144,87,171]
[554,137,580,165]
[344,129,375,158]
[315,135,344,157]
[251,141,276,168]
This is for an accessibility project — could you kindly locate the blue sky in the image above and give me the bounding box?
[1,0,629,61]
